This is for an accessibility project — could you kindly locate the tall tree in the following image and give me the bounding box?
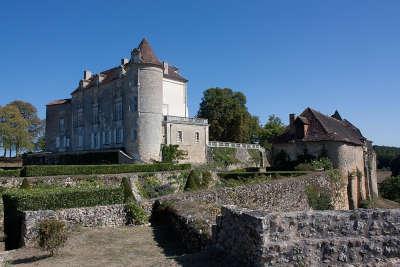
[259,115,286,149]
[0,105,29,156]
[197,88,259,143]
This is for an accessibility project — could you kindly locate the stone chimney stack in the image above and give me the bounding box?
[83,70,92,80]
[121,58,129,65]
[289,114,296,126]
[163,61,169,75]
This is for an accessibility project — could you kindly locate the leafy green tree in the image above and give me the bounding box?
[0,105,30,156]
[197,88,259,143]
[259,115,286,149]
[161,144,187,163]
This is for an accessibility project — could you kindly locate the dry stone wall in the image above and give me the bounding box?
[21,204,127,247]
[216,206,400,266]
[157,172,331,212]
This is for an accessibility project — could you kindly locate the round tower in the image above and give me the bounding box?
[133,39,164,162]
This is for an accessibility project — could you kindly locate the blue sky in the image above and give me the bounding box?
[1,1,399,146]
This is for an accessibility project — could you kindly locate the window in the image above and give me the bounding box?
[59,118,65,131]
[56,137,60,148]
[114,101,123,121]
[92,105,99,124]
[77,108,84,126]
[195,132,200,143]
[177,131,183,143]
[116,128,123,144]
[93,133,98,148]
[78,130,84,147]
[66,137,70,148]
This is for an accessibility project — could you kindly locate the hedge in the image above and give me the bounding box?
[3,185,124,250]
[21,163,191,177]
[0,168,21,177]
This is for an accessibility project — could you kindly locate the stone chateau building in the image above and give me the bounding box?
[272,108,378,209]
[46,38,209,163]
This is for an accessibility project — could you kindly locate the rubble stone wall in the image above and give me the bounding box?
[216,206,400,266]
[21,204,127,247]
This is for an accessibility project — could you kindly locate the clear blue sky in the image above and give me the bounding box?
[1,1,399,146]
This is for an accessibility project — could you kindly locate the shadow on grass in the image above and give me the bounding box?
[10,254,51,264]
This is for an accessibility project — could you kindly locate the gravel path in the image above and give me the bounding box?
[6,225,219,267]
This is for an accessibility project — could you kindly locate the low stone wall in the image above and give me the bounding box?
[158,172,330,212]
[216,206,400,266]
[21,204,127,247]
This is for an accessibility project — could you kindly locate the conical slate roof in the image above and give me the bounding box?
[136,38,162,66]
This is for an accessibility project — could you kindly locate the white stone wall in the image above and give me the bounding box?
[273,141,372,210]
[162,78,187,117]
[164,122,208,164]
[137,66,164,162]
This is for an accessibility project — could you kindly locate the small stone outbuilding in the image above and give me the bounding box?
[272,107,378,210]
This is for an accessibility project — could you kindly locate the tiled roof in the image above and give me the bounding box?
[137,38,162,66]
[164,65,188,82]
[46,99,71,106]
[71,38,187,94]
[273,107,366,146]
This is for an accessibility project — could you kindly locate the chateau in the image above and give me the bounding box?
[272,108,378,209]
[46,39,209,163]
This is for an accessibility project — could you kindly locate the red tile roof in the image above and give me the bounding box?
[273,108,366,146]
[70,38,187,94]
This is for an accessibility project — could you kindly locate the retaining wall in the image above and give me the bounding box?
[216,206,400,266]
[21,204,127,247]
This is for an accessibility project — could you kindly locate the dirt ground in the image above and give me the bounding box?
[5,225,220,267]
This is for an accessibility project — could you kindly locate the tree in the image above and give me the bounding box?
[197,88,259,143]
[0,105,30,157]
[259,115,286,149]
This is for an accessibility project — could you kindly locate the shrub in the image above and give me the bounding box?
[161,145,187,163]
[294,163,315,171]
[3,185,124,250]
[305,185,333,210]
[209,147,238,167]
[202,171,212,188]
[311,157,333,171]
[21,163,191,177]
[136,176,175,199]
[379,176,400,203]
[121,177,135,202]
[0,168,21,177]
[19,178,31,189]
[184,170,202,191]
[125,202,148,225]
[38,219,68,256]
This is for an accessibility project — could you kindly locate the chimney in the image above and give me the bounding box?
[289,114,296,126]
[121,58,129,65]
[83,70,92,80]
[163,61,169,75]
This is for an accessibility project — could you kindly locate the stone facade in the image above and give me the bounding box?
[46,38,209,164]
[273,108,378,210]
[21,204,127,247]
[216,205,400,266]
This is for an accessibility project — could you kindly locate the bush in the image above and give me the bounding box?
[136,176,175,199]
[38,219,68,256]
[3,185,124,250]
[121,177,135,203]
[209,147,239,167]
[161,145,187,163]
[379,176,400,203]
[184,170,214,191]
[311,157,333,171]
[125,202,148,225]
[306,185,333,210]
[0,168,21,177]
[21,163,191,177]
[20,178,31,189]
[294,163,315,171]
